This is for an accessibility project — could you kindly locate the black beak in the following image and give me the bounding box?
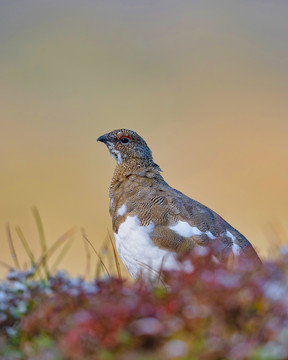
[97,135,107,143]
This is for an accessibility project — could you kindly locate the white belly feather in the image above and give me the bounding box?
[114,213,242,280]
[114,215,185,280]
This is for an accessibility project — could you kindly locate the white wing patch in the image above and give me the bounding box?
[205,231,216,239]
[169,220,216,239]
[226,230,242,255]
[114,216,192,280]
[232,243,242,255]
[226,230,236,242]
[117,204,127,217]
[169,221,202,237]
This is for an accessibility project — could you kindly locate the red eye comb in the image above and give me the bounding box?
[120,135,132,140]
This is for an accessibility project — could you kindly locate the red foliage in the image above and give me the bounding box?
[2,249,288,359]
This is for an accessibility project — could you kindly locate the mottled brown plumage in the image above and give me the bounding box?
[98,129,261,279]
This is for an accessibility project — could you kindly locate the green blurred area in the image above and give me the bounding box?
[1,0,288,277]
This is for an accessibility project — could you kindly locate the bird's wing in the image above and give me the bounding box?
[135,183,260,263]
[112,173,261,264]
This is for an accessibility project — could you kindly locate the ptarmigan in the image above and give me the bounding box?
[98,129,261,280]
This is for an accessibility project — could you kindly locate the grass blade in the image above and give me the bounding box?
[81,229,110,278]
[15,226,35,266]
[83,228,92,280]
[0,260,13,271]
[155,256,165,288]
[107,231,122,280]
[32,207,49,278]
[50,238,74,274]
[35,227,78,273]
[6,224,21,270]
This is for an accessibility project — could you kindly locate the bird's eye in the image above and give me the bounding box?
[120,136,131,144]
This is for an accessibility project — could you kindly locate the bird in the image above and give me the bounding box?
[97,129,261,280]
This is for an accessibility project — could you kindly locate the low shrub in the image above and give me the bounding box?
[1,247,288,360]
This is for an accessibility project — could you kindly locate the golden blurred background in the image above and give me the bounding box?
[1,1,288,278]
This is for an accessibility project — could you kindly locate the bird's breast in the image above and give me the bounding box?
[114,215,189,280]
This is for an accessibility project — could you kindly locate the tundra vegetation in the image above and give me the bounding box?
[1,209,288,360]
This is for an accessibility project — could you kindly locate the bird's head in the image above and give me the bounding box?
[97,129,157,168]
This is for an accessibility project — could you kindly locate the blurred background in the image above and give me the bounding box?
[1,0,287,278]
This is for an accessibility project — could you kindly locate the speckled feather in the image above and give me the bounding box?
[98,129,261,278]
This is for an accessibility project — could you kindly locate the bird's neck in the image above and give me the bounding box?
[109,159,162,197]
